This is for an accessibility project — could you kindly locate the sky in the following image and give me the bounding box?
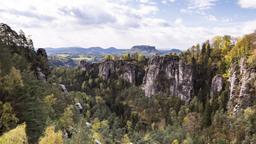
[0,0,256,50]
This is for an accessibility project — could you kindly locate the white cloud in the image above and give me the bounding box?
[137,4,159,15]
[161,0,175,4]
[174,18,183,25]
[0,0,255,50]
[206,15,217,21]
[139,0,150,3]
[238,0,256,8]
[137,0,156,5]
[187,0,218,10]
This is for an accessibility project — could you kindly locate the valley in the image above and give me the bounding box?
[0,23,255,144]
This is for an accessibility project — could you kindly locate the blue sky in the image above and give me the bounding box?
[0,0,256,50]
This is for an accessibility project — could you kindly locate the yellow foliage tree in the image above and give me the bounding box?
[171,139,179,144]
[247,49,256,66]
[104,55,114,61]
[121,134,131,144]
[1,67,23,92]
[43,94,56,115]
[0,123,28,144]
[244,107,256,120]
[122,53,130,61]
[91,118,109,144]
[59,105,75,129]
[39,126,63,144]
[137,53,145,62]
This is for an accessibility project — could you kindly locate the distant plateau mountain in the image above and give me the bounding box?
[44,45,182,56]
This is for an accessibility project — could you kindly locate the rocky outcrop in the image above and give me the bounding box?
[81,60,145,85]
[0,23,33,49]
[99,60,116,80]
[228,58,256,114]
[210,75,224,97]
[35,48,50,79]
[79,60,99,76]
[178,60,193,101]
[36,67,46,82]
[119,65,136,84]
[143,56,193,101]
[37,48,48,58]
[59,84,68,94]
[81,56,193,101]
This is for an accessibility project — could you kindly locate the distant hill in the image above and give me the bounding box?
[159,49,182,55]
[130,45,159,55]
[45,46,181,56]
[45,47,126,56]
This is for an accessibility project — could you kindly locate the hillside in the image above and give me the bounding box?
[0,24,256,144]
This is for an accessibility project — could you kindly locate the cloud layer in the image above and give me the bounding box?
[0,0,255,50]
[187,0,218,10]
[239,0,256,8]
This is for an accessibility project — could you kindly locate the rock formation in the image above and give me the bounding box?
[143,56,193,101]
[80,53,255,107]
[98,60,116,80]
[36,67,46,82]
[80,60,144,85]
[59,84,68,94]
[210,74,224,97]
[228,58,256,114]
[98,60,144,85]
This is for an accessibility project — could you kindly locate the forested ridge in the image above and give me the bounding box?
[0,23,256,144]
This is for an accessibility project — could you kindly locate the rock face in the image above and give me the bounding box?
[36,48,50,79]
[79,60,99,75]
[99,61,116,80]
[119,65,136,84]
[210,75,224,97]
[143,56,193,101]
[228,58,256,114]
[83,57,194,101]
[36,67,46,82]
[80,60,145,85]
[178,60,193,101]
[37,48,48,58]
[59,84,68,94]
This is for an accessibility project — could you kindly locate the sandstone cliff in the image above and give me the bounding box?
[80,60,145,86]
[143,56,193,101]
[228,58,256,114]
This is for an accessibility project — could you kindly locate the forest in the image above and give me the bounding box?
[0,23,256,144]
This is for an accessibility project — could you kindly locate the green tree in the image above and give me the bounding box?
[183,112,201,136]
[0,102,18,133]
